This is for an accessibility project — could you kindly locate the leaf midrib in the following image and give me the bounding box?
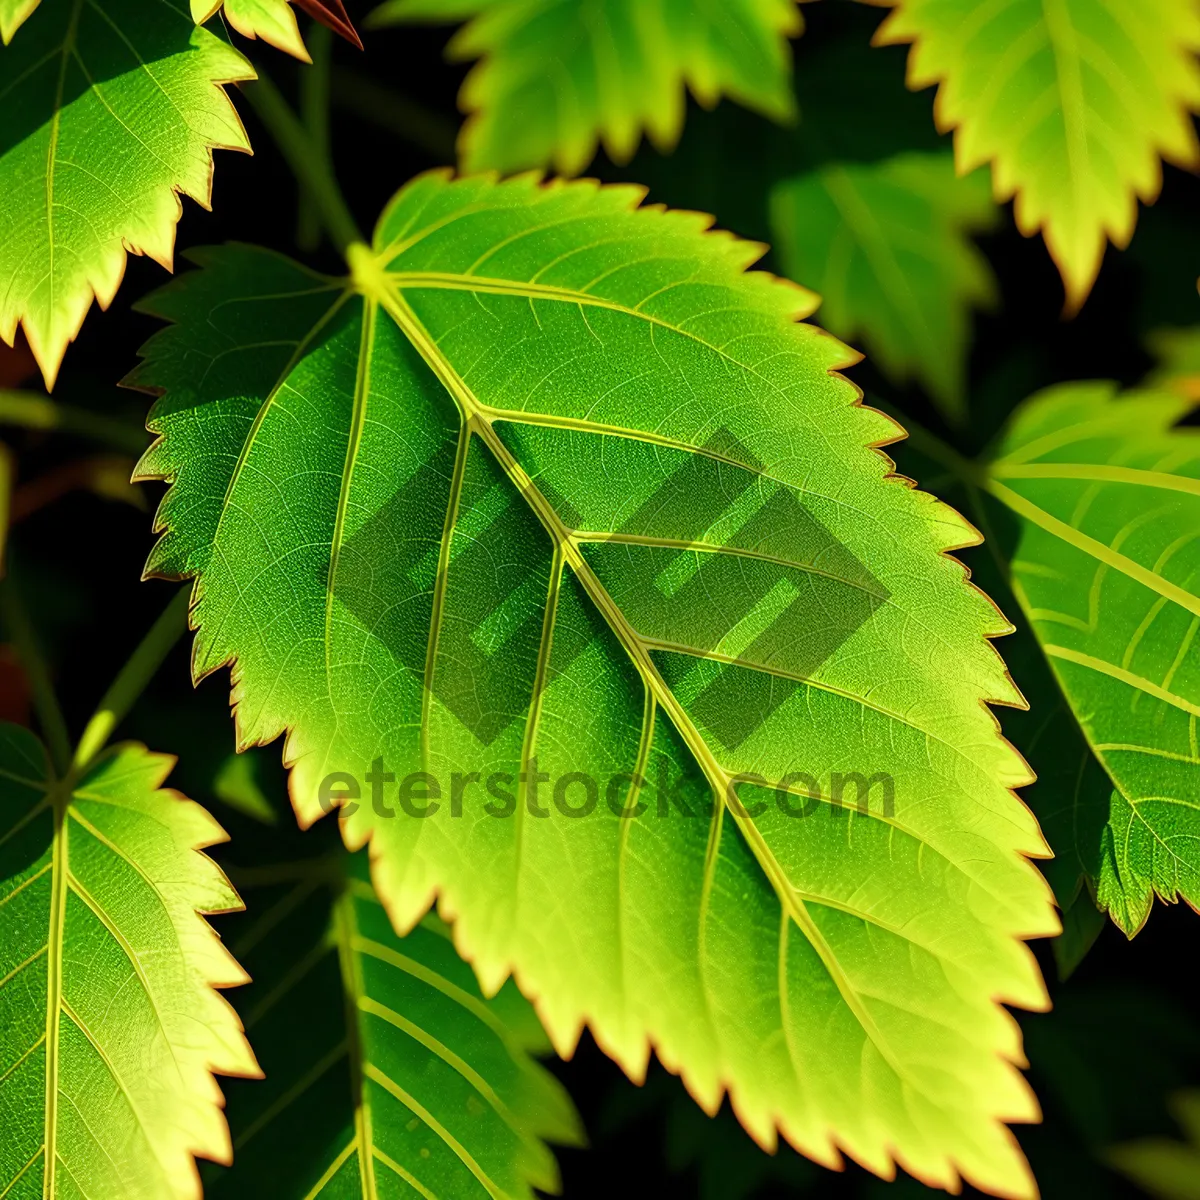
[380,266,976,672]
[43,780,69,1200]
[376,281,918,1090]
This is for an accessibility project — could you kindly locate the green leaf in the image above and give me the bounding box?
[366,0,802,174]
[205,842,581,1198]
[130,173,1057,1197]
[1108,1092,1200,1200]
[213,751,279,824]
[866,0,1200,312]
[770,151,997,420]
[0,0,253,389]
[0,722,259,1198]
[1051,888,1105,980]
[981,381,1200,934]
[193,0,312,61]
[1148,322,1200,400]
[0,0,38,42]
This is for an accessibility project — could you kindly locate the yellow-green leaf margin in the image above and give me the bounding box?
[864,0,1200,312]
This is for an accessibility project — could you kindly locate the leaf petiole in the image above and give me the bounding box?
[0,574,72,774]
[0,389,148,456]
[72,586,191,771]
[242,66,363,258]
[297,23,333,252]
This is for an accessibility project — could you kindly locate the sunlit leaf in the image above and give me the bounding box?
[192,0,361,58]
[0,0,253,389]
[865,0,1200,312]
[0,0,38,42]
[771,151,997,419]
[0,723,259,1198]
[367,0,802,174]
[981,381,1200,934]
[205,842,581,1198]
[192,0,311,60]
[130,173,1056,1197]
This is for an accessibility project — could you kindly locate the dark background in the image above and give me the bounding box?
[3,2,1199,1196]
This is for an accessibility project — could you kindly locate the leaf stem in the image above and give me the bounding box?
[72,586,190,770]
[0,389,148,456]
[329,67,457,162]
[242,65,364,257]
[891,409,985,487]
[297,23,333,252]
[0,574,72,775]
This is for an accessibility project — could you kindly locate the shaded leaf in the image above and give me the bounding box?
[205,844,580,1198]
[866,0,1200,311]
[212,752,278,824]
[367,0,802,174]
[0,723,258,1198]
[1051,888,1106,980]
[770,151,997,420]
[1108,1092,1200,1200]
[0,0,253,388]
[130,173,1056,1196]
[1148,322,1200,399]
[981,382,1200,934]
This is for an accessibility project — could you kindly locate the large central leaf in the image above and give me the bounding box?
[131,173,1057,1196]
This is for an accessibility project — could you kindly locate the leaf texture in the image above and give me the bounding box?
[0,723,258,1199]
[983,382,1200,934]
[367,0,802,174]
[770,151,997,420]
[865,0,1200,312]
[206,845,581,1198]
[130,173,1057,1197]
[0,0,253,389]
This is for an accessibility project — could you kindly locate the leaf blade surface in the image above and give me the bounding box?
[0,724,258,1199]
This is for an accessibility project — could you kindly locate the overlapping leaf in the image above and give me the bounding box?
[0,723,258,1198]
[368,0,801,173]
[771,151,997,420]
[865,0,1200,311]
[206,843,580,1198]
[130,173,1057,1196]
[980,383,1200,934]
[0,0,253,388]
